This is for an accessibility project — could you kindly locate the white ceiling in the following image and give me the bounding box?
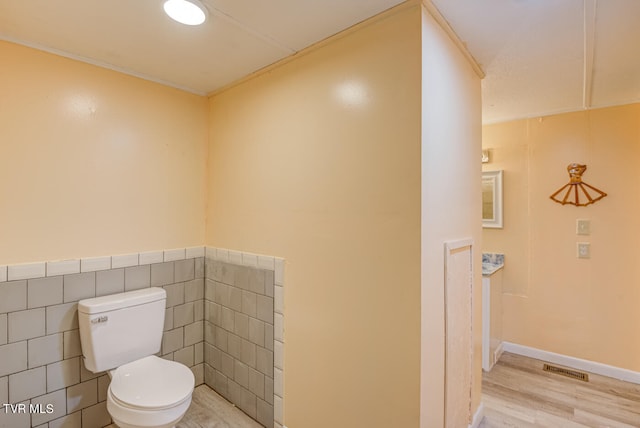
[432,0,640,123]
[1,0,639,123]
[0,0,405,94]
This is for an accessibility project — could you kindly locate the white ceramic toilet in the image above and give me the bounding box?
[78,287,195,428]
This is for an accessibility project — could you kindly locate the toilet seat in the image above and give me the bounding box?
[110,355,194,410]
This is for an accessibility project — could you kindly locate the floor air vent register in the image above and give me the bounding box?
[543,363,589,382]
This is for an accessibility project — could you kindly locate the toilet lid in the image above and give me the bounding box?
[110,355,194,410]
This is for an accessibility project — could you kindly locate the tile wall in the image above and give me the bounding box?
[202,259,274,427]
[202,248,285,428]
[1,247,285,428]
[0,249,206,428]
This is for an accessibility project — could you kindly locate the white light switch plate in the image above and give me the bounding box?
[577,242,591,259]
[576,219,590,235]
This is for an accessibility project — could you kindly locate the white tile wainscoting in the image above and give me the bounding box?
[0,246,285,428]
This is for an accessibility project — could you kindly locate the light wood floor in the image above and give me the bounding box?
[177,385,262,428]
[480,352,640,428]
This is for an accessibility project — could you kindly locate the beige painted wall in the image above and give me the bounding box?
[2,4,483,425]
[206,4,422,427]
[420,7,483,428]
[0,41,208,264]
[483,104,640,372]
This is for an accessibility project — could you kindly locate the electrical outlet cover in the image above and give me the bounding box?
[576,219,590,235]
[577,242,591,259]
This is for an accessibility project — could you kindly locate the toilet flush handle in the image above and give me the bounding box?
[91,315,109,324]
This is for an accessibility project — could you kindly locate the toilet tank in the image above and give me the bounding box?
[78,287,166,373]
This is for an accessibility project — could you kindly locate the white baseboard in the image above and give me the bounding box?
[494,341,504,364]
[469,403,484,428]
[502,342,640,385]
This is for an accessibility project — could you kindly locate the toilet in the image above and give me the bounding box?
[78,287,195,428]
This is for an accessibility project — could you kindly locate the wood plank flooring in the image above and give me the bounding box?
[480,352,640,428]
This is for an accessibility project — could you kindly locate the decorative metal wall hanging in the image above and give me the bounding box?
[550,163,607,206]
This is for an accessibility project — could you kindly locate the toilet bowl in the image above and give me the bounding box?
[107,355,194,428]
[78,288,195,428]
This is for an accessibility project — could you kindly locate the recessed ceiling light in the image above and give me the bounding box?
[163,0,207,26]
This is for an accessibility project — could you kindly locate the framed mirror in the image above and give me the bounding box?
[482,170,503,228]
